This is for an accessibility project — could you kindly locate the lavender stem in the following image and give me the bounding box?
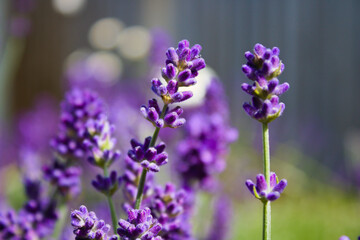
[135,104,168,209]
[103,166,119,235]
[262,123,271,240]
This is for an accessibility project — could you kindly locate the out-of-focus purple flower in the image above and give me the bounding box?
[140,99,186,129]
[83,114,121,168]
[148,183,192,240]
[176,79,238,191]
[245,172,287,202]
[122,157,154,211]
[10,16,31,38]
[339,236,351,240]
[13,0,36,13]
[148,28,172,68]
[50,88,105,160]
[127,136,168,172]
[71,205,118,240]
[0,179,58,239]
[0,210,39,239]
[43,159,82,198]
[241,44,289,123]
[151,39,206,105]
[92,171,122,196]
[17,96,58,151]
[117,207,162,240]
[207,195,232,240]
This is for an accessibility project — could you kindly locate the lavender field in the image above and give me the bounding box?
[0,1,359,240]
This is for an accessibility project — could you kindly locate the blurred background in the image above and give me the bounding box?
[0,0,359,239]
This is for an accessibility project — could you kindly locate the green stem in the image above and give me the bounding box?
[52,201,68,239]
[262,123,271,240]
[103,166,119,234]
[134,104,168,209]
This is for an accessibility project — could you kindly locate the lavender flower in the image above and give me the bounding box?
[71,205,118,240]
[127,136,168,172]
[206,195,232,240]
[83,114,121,168]
[339,237,351,240]
[122,157,154,211]
[50,88,104,159]
[0,179,58,239]
[92,171,122,196]
[151,40,205,105]
[245,172,287,202]
[241,44,289,123]
[117,208,163,240]
[140,99,185,129]
[43,159,82,198]
[176,79,238,190]
[149,183,191,240]
[0,210,39,239]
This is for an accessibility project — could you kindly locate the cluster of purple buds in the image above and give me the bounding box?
[50,88,104,159]
[141,99,185,128]
[117,208,163,240]
[151,39,205,105]
[339,236,360,240]
[71,205,118,240]
[92,171,122,196]
[43,160,82,198]
[149,183,190,239]
[122,157,154,211]
[0,210,38,239]
[245,172,287,202]
[83,114,121,168]
[241,43,289,123]
[176,79,238,190]
[0,179,58,239]
[128,136,168,172]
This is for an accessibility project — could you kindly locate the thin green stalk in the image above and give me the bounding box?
[52,202,68,239]
[134,104,168,209]
[262,123,271,240]
[103,166,119,234]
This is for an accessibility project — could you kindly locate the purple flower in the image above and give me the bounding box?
[140,99,186,129]
[117,207,163,240]
[127,136,168,172]
[207,195,232,240]
[122,157,154,210]
[0,179,58,239]
[176,79,238,190]
[245,172,287,202]
[151,39,206,105]
[50,88,105,160]
[92,171,122,196]
[241,44,289,123]
[339,237,351,240]
[83,114,121,168]
[71,205,118,240]
[43,159,82,198]
[148,183,192,240]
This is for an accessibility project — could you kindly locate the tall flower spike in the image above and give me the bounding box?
[50,88,104,159]
[151,40,205,105]
[127,137,168,172]
[117,208,163,240]
[149,183,191,240]
[241,44,289,123]
[83,114,121,168]
[245,172,287,202]
[71,205,118,240]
